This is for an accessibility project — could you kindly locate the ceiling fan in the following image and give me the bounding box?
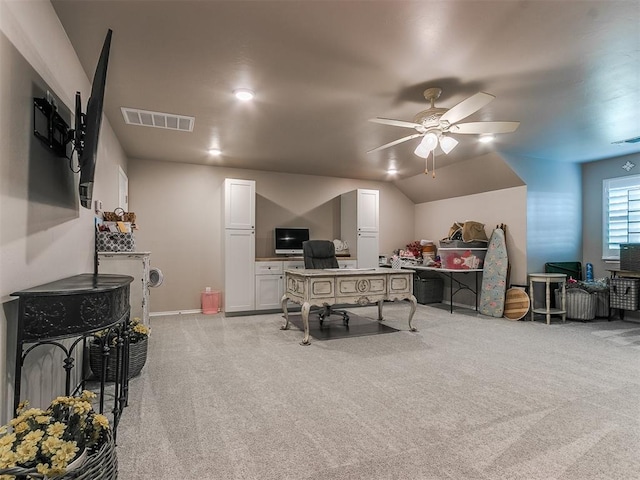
[368,87,520,172]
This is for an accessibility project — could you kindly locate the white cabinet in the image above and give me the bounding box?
[341,189,379,268]
[224,178,255,230]
[224,178,256,313]
[255,261,284,311]
[98,252,151,325]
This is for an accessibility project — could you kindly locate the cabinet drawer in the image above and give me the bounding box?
[255,261,283,275]
[283,261,305,270]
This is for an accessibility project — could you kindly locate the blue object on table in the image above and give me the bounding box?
[586,262,594,282]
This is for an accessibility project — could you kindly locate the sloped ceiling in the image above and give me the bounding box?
[51,0,640,199]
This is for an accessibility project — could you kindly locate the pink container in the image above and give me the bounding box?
[201,291,221,314]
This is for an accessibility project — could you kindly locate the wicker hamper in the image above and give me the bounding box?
[555,288,596,320]
[90,336,148,381]
[0,429,117,480]
[609,278,639,311]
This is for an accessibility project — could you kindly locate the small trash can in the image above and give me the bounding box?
[201,290,221,314]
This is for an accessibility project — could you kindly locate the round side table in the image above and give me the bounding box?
[528,273,567,324]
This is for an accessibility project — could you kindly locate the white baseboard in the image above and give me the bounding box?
[149,309,203,317]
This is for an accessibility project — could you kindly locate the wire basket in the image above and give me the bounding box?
[0,429,117,479]
[90,336,148,381]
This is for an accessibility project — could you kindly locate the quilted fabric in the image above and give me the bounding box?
[478,228,509,317]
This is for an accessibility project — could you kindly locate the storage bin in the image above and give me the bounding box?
[414,276,444,304]
[202,290,221,314]
[438,248,487,270]
[620,243,640,271]
[609,278,639,311]
[555,288,596,320]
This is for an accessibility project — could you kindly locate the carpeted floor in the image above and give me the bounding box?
[115,304,640,479]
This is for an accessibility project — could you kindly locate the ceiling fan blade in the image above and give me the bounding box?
[369,117,423,129]
[449,121,520,134]
[440,92,495,125]
[367,133,423,153]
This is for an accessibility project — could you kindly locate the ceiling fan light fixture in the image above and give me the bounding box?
[414,132,438,158]
[479,134,495,143]
[208,148,221,155]
[439,135,458,154]
[233,88,255,101]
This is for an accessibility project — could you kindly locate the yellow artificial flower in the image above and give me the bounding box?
[0,433,15,447]
[80,390,97,401]
[14,441,38,463]
[46,422,66,438]
[0,474,16,480]
[20,408,46,418]
[72,400,92,416]
[0,449,17,468]
[36,462,52,476]
[133,323,150,336]
[40,436,63,456]
[12,422,29,435]
[0,426,7,435]
[35,415,51,424]
[16,400,29,414]
[93,414,109,429]
[22,430,45,444]
[51,440,78,465]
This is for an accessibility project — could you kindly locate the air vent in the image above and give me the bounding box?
[613,136,640,145]
[121,107,194,132]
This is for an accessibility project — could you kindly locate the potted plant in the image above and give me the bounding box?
[89,317,150,381]
[0,391,114,479]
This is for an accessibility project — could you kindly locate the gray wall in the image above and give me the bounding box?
[0,2,127,423]
[583,152,640,279]
[128,158,415,313]
[505,155,582,275]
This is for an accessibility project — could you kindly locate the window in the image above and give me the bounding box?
[603,174,640,259]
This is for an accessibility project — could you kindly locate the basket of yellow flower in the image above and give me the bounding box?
[89,317,150,382]
[0,391,117,479]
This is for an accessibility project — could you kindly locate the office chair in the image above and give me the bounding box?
[302,240,350,326]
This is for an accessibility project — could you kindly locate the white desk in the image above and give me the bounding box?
[281,268,417,345]
[404,266,483,313]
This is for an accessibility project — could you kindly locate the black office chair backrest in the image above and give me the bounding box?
[303,240,339,269]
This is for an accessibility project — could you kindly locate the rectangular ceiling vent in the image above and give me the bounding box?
[121,107,194,132]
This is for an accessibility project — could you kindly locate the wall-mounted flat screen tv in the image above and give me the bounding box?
[274,227,310,255]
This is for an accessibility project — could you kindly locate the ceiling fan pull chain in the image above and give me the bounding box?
[432,151,436,178]
[424,155,429,175]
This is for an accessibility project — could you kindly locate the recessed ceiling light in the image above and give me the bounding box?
[387,167,398,175]
[479,134,495,143]
[233,88,255,101]
[208,148,221,155]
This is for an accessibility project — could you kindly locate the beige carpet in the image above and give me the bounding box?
[115,304,640,479]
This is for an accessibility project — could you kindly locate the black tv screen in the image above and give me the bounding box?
[275,227,310,255]
[79,29,112,209]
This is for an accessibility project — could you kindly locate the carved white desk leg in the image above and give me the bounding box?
[280,294,290,330]
[377,300,384,321]
[301,302,311,346]
[408,294,418,331]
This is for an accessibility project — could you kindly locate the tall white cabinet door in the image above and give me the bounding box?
[224,229,255,312]
[357,189,379,233]
[357,232,379,268]
[224,178,255,229]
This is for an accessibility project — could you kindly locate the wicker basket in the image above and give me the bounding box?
[555,288,596,320]
[0,430,117,479]
[90,336,148,381]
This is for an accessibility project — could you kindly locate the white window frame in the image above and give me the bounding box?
[603,174,640,259]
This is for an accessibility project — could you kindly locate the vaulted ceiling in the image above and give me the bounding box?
[52,0,640,189]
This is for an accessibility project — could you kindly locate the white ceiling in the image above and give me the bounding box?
[52,0,640,182]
